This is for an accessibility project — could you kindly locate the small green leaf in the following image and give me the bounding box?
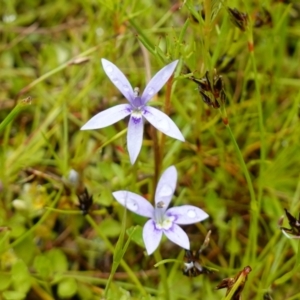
[126,225,144,248]
[98,218,121,238]
[45,249,68,273]
[11,260,29,280]
[57,278,77,299]
[94,189,112,206]
[33,255,52,279]
[11,260,31,294]
[0,273,11,291]
[13,235,35,265]
[77,282,93,300]
[3,291,26,300]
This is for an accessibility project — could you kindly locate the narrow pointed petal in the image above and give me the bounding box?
[81,104,131,130]
[143,219,163,255]
[164,223,190,250]
[141,60,179,104]
[154,166,177,210]
[112,191,154,218]
[101,59,134,102]
[143,106,185,141]
[166,205,209,225]
[127,115,144,164]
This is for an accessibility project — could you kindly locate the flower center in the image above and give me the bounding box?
[131,87,144,109]
[155,215,175,230]
[154,203,175,230]
[131,109,143,124]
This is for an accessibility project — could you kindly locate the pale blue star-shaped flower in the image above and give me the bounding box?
[81,59,185,164]
[112,166,209,255]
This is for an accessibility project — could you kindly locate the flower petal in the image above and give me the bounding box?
[141,60,179,104]
[143,106,185,141]
[112,191,154,218]
[127,115,144,164]
[166,205,209,225]
[81,104,131,130]
[154,166,177,211]
[101,59,134,102]
[143,219,163,255]
[163,223,190,250]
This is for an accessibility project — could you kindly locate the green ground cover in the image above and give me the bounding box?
[1,0,300,299]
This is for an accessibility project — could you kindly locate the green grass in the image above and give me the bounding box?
[1,0,300,299]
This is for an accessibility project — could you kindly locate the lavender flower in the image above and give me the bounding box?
[112,166,209,255]
[81,59,185,164]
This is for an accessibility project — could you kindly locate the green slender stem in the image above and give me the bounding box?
[154,258,182,267]
[157,73,174,180]
[248,47,266,204]
[291,174,300,210]
[104,230,132,297]
[0,230,10,254]
[0,98,31,134]
[17,46,100,96]
[104,208,129,297]
[152,125,160,189]
[243,0,266,264]
[225,124,257,205]
[225,123,258,263]
[85,215,147,296]
[222,269,247,300]
[296,239,300,266]
[128,19,160,61]
[62,99,68,174]
[274,240,300,285]
[247,46,264,265]
[53,272,159,295]
[154,249,170,300]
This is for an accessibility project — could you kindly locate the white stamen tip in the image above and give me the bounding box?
[134,87,140,97]
[157,201,165,208]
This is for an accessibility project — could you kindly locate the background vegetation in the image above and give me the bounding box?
[1,0,300,299]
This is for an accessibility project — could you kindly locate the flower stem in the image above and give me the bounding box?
[223,118,258,264]
[244,1,266,264]
[153,73,174,189]
[274,240,300,285]
[85,215,147,296]
[154,249,170,300]
[158,74,175,170]
[247,32,265,201]
[152,126,160,189]
[0,97,31,135]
